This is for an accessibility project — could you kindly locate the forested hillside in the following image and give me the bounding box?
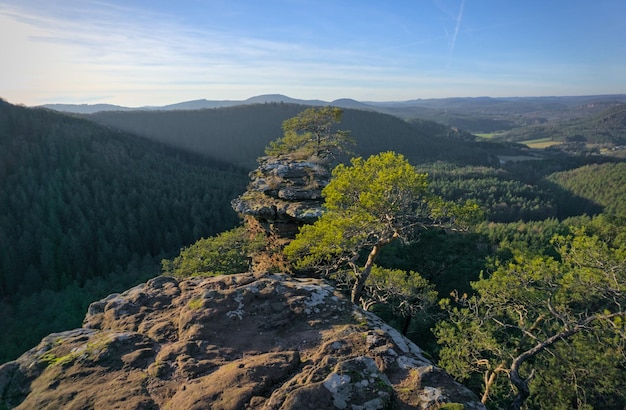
[416,159,616,222]
[0,99,248,362]
[4,98,626,407]
[497,103,626,146]
[86,103,518,169]
[548,162,626,217]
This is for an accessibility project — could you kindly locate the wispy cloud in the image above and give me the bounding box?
[1,0,406,105]
[2,0,622,105]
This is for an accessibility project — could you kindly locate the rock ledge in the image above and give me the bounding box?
[0,273,484,409]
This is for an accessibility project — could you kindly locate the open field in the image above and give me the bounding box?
[520,138,560,149]
[474,133,505,139]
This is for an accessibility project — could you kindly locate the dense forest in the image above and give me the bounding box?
[2,98,626,408]
[548,161,626,217]
[152,107,626,409]
[86,103,519,169]
[0,100,247,362]
[495,103,626,146]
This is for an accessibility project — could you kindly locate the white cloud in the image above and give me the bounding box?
[1,1,355,104]
[1,0,622,105]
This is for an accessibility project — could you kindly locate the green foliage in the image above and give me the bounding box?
[0,100,247,363]
[324,152,429,214]
[475,218,569,261]
[285,152,477,303]
[264,106,354,160]
[0,254,159,364]
[363,266,438,320]
[161,226,264,277]
[435,226,626,409]
[418,162,563,222]
[527,331,626,409]
[187,296,205,310]
[0,102,247,299]
[548,162,626,218]
[376,229,490,298]
[285,152,431,274]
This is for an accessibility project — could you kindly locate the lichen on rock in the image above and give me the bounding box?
[232,155,330,227]
[0,272,484,409]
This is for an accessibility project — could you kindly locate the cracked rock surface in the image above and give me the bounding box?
[0,272,484,409]
[231,155,330,232]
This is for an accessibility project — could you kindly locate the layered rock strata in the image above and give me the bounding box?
[231,155,331,271]
[232,155,331,235]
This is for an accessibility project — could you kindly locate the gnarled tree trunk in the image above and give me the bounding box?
[351,243,381,303]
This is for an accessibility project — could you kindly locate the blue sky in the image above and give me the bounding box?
[1,0,625,106]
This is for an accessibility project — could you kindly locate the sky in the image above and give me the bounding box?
[1,0,625,107]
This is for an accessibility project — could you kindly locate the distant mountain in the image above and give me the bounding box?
[41,103,137,114]
[331,98,374,110]
[367,95,626,113]
[43,94,626,122]
[41,94,331,114]
[85,103,519,170]
[160,99,240,110]
[243,94,327,106]
[41,94,626,134]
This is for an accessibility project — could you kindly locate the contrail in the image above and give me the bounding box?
[450,0,465,54]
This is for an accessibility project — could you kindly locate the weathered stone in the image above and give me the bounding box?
[232,155,329,231]
[0,272,484,409]
[232,155,333,271]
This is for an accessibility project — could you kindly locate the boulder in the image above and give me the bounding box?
[0,272,485,409]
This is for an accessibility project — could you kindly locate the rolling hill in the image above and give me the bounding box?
[0,99,248,362]
[85,103,519,169]
[42,94,626,135]
[496,103,626,148]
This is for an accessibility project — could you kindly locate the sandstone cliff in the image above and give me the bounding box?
[0,272,484,409]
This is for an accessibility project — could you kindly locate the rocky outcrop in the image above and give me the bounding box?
[0,272,484,409]
[231,155,332,271]
[231,155,330,238]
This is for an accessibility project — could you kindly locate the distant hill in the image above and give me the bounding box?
[42,94,626,134]
[367,95,626,132]
[40,94,331,113]
[548,162,626,217]
[244,94,327,106]
[498,103,626,146]
[85,103,520,169]
[330,98,374,110]
[160,99,240,110]
[41,103,137,114]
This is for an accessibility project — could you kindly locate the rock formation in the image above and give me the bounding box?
[231,155,332,271]
[232,155,331,236]
[0,272,484,409]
